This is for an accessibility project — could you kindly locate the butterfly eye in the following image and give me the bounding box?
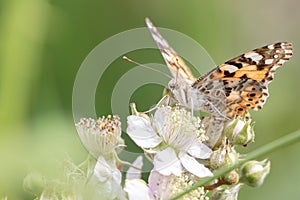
[168,81,176,90]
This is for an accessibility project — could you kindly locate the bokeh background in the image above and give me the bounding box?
[0,0,299,199]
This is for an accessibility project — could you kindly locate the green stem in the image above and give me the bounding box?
[170,129,300,200]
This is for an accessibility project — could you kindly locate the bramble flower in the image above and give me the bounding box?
[149,171,209,200]
[124,156,153,200]
[93,156,121,185]
[126,106,213,178]
[92,156,125,200]
[125,170,208,200]
[124,179,153,200]
[75,116,124,158]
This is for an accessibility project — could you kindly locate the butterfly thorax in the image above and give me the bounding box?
[168,79,200,109]
[168,78,226,117]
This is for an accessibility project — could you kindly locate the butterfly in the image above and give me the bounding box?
[145,18,293,120]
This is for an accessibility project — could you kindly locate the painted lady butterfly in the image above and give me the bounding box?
[145,18,293,120]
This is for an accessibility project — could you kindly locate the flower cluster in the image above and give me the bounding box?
[24,93,270,200]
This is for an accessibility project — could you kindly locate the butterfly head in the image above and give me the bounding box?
[168,79,178,91]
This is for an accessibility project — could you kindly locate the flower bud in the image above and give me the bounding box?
[210,145,239,169]
[240,159,271,187]
[221,170,239,186]
[211,184,241,200]
[76,116,124,158]
[224,117,255,146]
[23,172,45,196]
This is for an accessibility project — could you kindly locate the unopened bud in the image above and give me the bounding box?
[23,172,44,196]
[211,184,241,200]
[224,118,255,146]
[221,170,239,186]
[240,159,271,187]
[210,145,239,169]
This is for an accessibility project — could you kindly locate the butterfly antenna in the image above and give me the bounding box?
[123,56,172,79]
[142,95,169,114]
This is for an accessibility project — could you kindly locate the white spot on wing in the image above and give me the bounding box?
[223,65,238,73]
[285,49,293,54]
[268,44,275,49]
[271,65,280,70]
[278,59,285,65]
[244,52,263,62]
[265,59,273,65]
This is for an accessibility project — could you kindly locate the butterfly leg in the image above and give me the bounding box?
[208,101,230,120]
[190,97,195,117]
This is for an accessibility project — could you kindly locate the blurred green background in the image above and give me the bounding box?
[0,0,299,199]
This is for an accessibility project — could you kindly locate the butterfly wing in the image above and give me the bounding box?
[145,18,293,118]
[192,42,293,118]
[145,18,196,82]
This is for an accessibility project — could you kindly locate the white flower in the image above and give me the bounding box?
[126,106,213,178]
[125,170,208,200]
[124,170,173,200]
[148,170,173,200]
[76,116,124,158]
[151,171,209,200]
[124,156,154,200]
[124,179,153,200]
[93,156,125,200]
[94,156,121,184]
[126,115,162,148]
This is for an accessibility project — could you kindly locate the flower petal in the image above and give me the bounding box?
[153,107,168,134]
[188,142,212,159]
[126,115,162,148]
[126,156,143,180]
[148,170,172,200]
[124,179,153,200]
[153,147,182,176]
[94,156,122,184]
[179,153,213,178]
